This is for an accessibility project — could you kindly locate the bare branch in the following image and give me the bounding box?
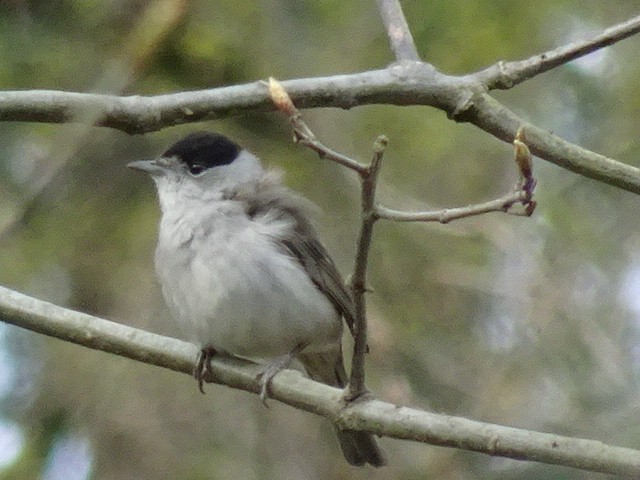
[269,77,386,398]
[2,284,640,477]
[3,14,634,133]
[269,78,538,397]
[348,136,388,399]
[2,60,640,196]
[375,130,537,222]
[268,77,368,173]
[0,67,454,133]
[375,190,532,222]
[454,94,640,194]
[375,0,421,62]
[475,14,640,89]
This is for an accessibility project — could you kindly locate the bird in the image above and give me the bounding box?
[128,131,386,467]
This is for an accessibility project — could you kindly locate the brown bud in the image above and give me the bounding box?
[513,134,532,179]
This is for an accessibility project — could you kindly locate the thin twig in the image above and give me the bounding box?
[474,14,640,89]
[375,128,537,222]
[348,136,388,399]
[267,77,368,173]
[375,0,421,62]
[294,132,368,174]
[2,285,640,477]
[375,190,532,222]
[269,78,386,397]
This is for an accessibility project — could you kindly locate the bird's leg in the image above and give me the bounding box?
[194,346,217,394]
[257,343,306,406]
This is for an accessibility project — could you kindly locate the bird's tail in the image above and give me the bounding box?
[298,348,386,467]
[333,427,386,467]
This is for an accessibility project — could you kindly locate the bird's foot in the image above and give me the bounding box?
[256,343,307,406]
[194,347,216,394]
[256,353,295,406]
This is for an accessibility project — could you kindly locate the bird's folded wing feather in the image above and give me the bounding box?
[281,232,356,337]
[232,176,357,338]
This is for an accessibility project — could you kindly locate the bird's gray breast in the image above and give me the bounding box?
[154,201,341,358]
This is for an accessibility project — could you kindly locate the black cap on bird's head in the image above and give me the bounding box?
[163,132,241,174]
[128,132,243,177]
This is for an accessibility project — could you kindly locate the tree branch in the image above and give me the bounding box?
[0,67,458,133]
[375,189,533,222]
[268,82,538,400]
[474,14,640,89]
[348,136,387,399]
[1,14,639,198]
[268,78,388,398]
[454,94,640,193]
[375,128,536,222]
[1,284,640,477]
[375,0,422,62]
[2,61,640,197]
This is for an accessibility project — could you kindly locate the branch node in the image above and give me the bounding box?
[267,77,367,173]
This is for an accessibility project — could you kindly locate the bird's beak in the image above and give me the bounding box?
[127,159,163,175]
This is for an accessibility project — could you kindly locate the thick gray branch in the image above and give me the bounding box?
[2,66,640,196]
[455,94,640,194]
[1,16,640,198]
[0,67,457,133]
[2,284,640,477]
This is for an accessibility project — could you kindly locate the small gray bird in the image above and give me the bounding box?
[128,132,385,467]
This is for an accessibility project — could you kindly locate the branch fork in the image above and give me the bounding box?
[268,77,538,400]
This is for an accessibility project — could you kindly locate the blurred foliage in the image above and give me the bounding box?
[1,0,640,479]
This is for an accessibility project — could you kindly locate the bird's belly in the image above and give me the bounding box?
[156,229,342,359]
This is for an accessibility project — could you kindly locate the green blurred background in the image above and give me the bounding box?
[2,0,640,478]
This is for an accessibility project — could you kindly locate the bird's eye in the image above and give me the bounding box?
[188,164,206,176]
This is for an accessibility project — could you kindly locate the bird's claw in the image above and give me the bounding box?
[194,347,216,394]
[257,374,271,407]
[256,351,298,407]
[256,363,281,407]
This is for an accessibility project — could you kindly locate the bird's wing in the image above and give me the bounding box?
[233,179,384,468]
[232,176,357,338]
[281,228,357,338]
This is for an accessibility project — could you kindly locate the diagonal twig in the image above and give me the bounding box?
[375,0,422,62]
[474,14,640,89]
[268,78,368,174]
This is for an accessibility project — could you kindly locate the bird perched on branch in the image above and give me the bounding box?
[128,131,385,467]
